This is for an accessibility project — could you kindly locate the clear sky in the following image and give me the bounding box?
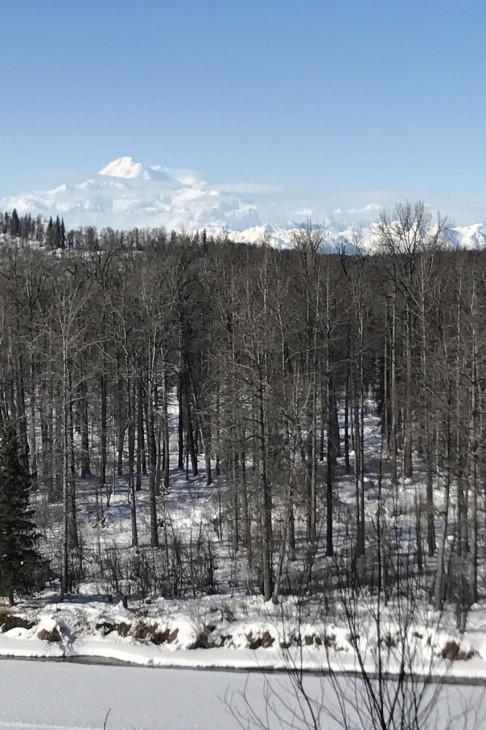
[1,0,486,224]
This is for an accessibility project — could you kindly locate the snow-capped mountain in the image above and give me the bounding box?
[98,156,153,180]
[444,223,486,250]
[1,156,486,252]
[203,220,486,254]
[0,156,263,233]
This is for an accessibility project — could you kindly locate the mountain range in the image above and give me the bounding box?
[2,156,486,252]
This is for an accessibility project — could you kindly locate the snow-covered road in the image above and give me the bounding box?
[0,659,485,729]
[0,659,316,730]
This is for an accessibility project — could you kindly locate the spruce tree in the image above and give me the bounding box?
[60,218,66,249]
[46,217,55,248]
[10,208,20,237]
[0,424,42,604]
[55,216,62,248]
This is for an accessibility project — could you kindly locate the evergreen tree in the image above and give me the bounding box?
[0,423,42,604]
[46,216,55,248]
[55,216,62,248]
[60,218,66,249]
[10,208,20,238]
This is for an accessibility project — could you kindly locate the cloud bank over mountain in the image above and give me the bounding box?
[0,156,393,233]
[0,156,280,232]
[1,156,486,251]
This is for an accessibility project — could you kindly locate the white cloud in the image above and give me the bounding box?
[344,202,381,215]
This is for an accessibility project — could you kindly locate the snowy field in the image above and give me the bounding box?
[0,659,485,730]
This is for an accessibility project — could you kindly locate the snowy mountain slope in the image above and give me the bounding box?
[446,223,486,249]
[1,156,486,251]
[0,156,263,233]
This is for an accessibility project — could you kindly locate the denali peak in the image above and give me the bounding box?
[98,156,152,180]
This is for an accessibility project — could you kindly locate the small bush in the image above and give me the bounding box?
[189,626,221,649]
[96,620,132,637]
[0,610,10,627]
[1,614,34,632]
[189,630,212,649]
[133,621,177,644]
[116,621,132,638]
[96,621,116,636]
[383,633,397,649]
[441,640,473,661]
[134,621,158,641]
[37,627,62,642]
[246,630,274,649]
[325,633,336,648]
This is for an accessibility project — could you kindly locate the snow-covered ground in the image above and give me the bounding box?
[0,402,484,682]
[0,659,484,730]
[0,397,484,730]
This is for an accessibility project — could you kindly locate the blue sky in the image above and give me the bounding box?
[2,0,486,224]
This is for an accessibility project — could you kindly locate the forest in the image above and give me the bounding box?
[0,201,484,633]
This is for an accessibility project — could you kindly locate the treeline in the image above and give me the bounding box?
[0,202,485,617]
[1,207,201,251]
